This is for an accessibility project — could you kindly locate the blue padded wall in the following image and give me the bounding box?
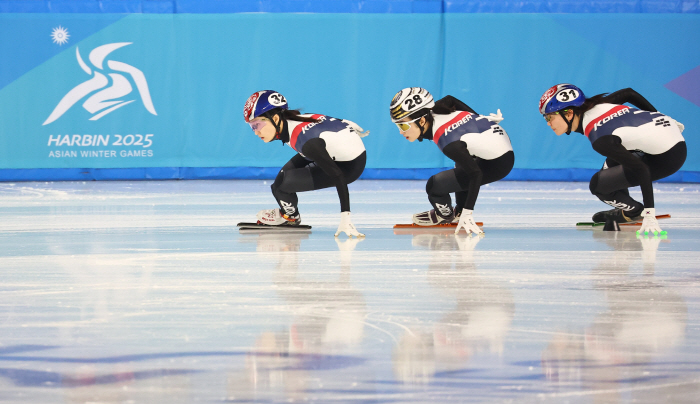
[0,3,698,182]
[0,0,698,13]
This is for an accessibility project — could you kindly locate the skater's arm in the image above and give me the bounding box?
[435,95,478,115]
[300,138,351,212]
[442,141,483,210]
[592,135,654,208]
[603,88,657,112]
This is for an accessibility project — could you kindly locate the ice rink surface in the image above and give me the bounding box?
[0,179,699,404]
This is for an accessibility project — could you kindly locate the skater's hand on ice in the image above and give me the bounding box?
[335,212,365,238]
[486,109,504,124]
[637,208,666,236]
[455,209,484,236]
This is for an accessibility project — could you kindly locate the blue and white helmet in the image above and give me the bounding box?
[243,90,288,123]
[539,84,586,115]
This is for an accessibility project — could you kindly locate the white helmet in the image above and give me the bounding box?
[390,87,435,122]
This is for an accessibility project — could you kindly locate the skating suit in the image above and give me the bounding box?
[432,111,513,159]
[285,114,366,162]
[583,103,684,154]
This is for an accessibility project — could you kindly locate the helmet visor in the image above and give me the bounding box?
[395,115,425,132]
[543,109,570,123]
[248,118,268,132]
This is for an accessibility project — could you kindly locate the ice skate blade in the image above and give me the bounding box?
[394,222,483,235]
[394,222,483,229]
[575,214,670,229]
[237,222,312,232]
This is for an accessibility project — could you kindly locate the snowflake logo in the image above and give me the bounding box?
[51,26,70,45]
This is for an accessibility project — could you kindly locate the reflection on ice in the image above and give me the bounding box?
[542,232,689,401]
[1,180,698,403]
[228,233,366,402]
[393,234,514,384]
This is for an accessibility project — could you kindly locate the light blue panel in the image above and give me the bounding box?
[0,14,127,90]
[172,13,445,169]
[441,14,599,170]
[0,13,698,178]
[0,15,168,168]
[441,13,700,171]
[548,14,700,172]
[0,13,444,169]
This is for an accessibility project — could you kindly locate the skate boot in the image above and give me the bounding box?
[592,208,642,224]
[412,208,454,226]
[256,208,301,226]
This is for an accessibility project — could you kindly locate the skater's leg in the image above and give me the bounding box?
[423,151,514,221]
[589,164,644,215]
[426,170,460,218]
[641,141,686,181]
[301,152,366,213]
[478,151,514,185]
[273,152,366,215]
[271,155,315,217]
[410,168,464,225]
[306,152,366,189]
[589,143,686,222]
[454,151,514,211]
[272,168,312,217]
[454,191,467,213]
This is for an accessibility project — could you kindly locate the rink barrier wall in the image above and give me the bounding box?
[1,167,698,183]
[1,13,699,182]
[1,0,699,13]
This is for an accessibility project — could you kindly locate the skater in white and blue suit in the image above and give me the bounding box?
[539,84,687,235]
[243,90,368,237]
[389,87,514,236]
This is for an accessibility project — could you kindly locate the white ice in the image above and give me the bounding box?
[0,180,699,403]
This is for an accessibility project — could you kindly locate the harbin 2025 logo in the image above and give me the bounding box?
[44,42,157,125]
